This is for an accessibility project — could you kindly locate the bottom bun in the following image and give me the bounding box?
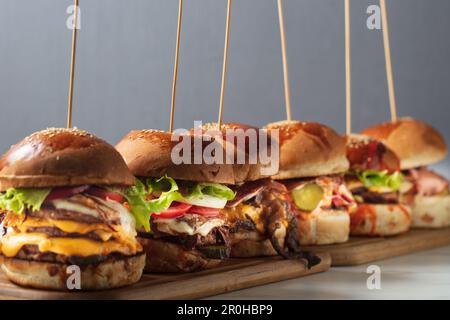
[0,254,145,291]
[409,194,450,228]
[138,237,223,273]
[230,238,278,258]
[298,209,350,245]
[350,204,411,236]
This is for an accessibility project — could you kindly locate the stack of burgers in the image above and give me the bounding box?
[0,117,447,291]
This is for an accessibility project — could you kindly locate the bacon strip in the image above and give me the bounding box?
[408,168,449,196]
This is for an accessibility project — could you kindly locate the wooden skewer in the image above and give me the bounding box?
[277,0,292,122]
[380,0,398,122]
[67,0,79,129]
[345,0,352,135]
[169,0,183,133]
[218,0,232,128]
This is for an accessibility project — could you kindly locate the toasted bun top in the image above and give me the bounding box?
[265,120,349,179]
[0,128,135,191]
[115,126,265,185]
[361,117,448,169]
[346,134,400,172]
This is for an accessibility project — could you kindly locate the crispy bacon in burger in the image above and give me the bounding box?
[345,134,412,236]
[0,128,145,290]
[194,123,318,261]
[265,120,355,245]
[362,117,449,228]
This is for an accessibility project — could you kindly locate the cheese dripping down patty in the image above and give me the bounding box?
[0,195,141,258]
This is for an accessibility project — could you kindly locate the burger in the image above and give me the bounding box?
[0,128,145,290]
[345,134,412,236]
[208,123,305,259]
[116,128,237,273]
[362,117,449,228]
[265,120,356,245]
[116,123,312,272]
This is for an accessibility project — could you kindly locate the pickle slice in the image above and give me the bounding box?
[291,183,324,212]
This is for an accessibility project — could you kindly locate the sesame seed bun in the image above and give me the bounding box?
[115,124,267,184]
[0,128,135,191]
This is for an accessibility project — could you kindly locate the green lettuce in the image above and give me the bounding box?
[0,188,51,214]
[145,176,183,213]
[357,170,404,191]
[124,176,236,231]
[186,183,236,201]
[124,179,152,232]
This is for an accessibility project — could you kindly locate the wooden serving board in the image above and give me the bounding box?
[304,228,450,266]
[0,253,330,300]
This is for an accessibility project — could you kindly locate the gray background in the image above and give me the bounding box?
[0,0,448,176]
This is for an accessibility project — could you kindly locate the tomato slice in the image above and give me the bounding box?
[46,185,90,201]
[152,202,192,219]
[85,187,125,203]
[188,206,220,217]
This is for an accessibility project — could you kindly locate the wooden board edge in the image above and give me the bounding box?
[329,231,450,266]
[0,253,331,300]
[120,253,331,300]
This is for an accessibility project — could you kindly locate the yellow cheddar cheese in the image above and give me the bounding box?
[0,232,140,258]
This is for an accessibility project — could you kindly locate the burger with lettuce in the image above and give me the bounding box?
[116,123,310,272]
[0,128,145,290]
[361,118,449,228]
[116,129,240,272]
[345,134,412,236]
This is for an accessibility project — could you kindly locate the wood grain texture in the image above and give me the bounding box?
[0,253,330,300]
[304,228,450,266]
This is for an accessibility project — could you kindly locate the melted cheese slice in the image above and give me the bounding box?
[1,214,141,257]
[1,232,139,258]
[153,216,224,237]
[17,218,111,235]
[222,204,264,233]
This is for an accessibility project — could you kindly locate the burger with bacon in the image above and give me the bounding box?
[265,121,355,245]
[345,134,411,236]
[201,123,305,259]
[0,128,145,290]
[116,123,310,272]
[362,118,449,228]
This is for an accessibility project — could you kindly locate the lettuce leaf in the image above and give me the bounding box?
[0,188,51,214]
[145,176,183,214]
[186,183,236,201]
[124,176,236,231]
[357,170,404,191]
[124,179,152,232]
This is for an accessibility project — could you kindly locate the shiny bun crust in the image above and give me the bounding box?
[361,117,448,169]
[0,254,145,290]
[265,121,349,179]
[115,127,265,184]
[0,128,135,191]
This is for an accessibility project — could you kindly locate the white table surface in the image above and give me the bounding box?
[208,245,450,300]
